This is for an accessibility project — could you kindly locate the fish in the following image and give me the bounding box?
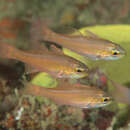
[110,80,130,104]
[0,42,88,79]
[22,81,112,108]
[31,20,125,60]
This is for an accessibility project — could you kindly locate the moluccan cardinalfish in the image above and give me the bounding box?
[0,42,88,79]
[31,20,125,60]
[23,81,112,108]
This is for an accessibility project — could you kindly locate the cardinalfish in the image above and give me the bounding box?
[23,81,112,108]
[0,42,88,79]
[32,20,125,60]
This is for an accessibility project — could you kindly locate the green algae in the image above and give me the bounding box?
[31,72,57,88]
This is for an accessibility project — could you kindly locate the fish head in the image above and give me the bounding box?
[58,62,88,79]
[95,41,126,60]
[82,96,112,109]
[69,62,89,79]
[56,62,88,79]
[93,96,112,108]
[56,55,89,78]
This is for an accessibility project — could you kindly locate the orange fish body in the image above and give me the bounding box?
[0,42,88,78]
[23,82,112,108]
[32,20,125,60]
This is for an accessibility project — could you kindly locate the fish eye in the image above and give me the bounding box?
[104,98,108,102]
[75,68,84,72]
[112,50,120,55]
[103,97,110,102]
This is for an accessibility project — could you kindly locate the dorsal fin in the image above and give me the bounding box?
[84,30,101,39]
[56,26,83,37]
[56,26,80,34]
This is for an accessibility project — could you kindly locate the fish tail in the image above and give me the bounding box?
[30,19,56,43]
[41,23,56,41]
[22,83,50,97]
[0,42,19,59]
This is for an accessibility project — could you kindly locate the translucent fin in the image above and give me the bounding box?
[29,19,55,50]
[55,79,89,91]
[56,26,82,36]
[27,45,50,55]
[85,30,101,39]
[29,19,43,50]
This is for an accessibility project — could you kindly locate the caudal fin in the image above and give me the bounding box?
[30,19,55,44]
